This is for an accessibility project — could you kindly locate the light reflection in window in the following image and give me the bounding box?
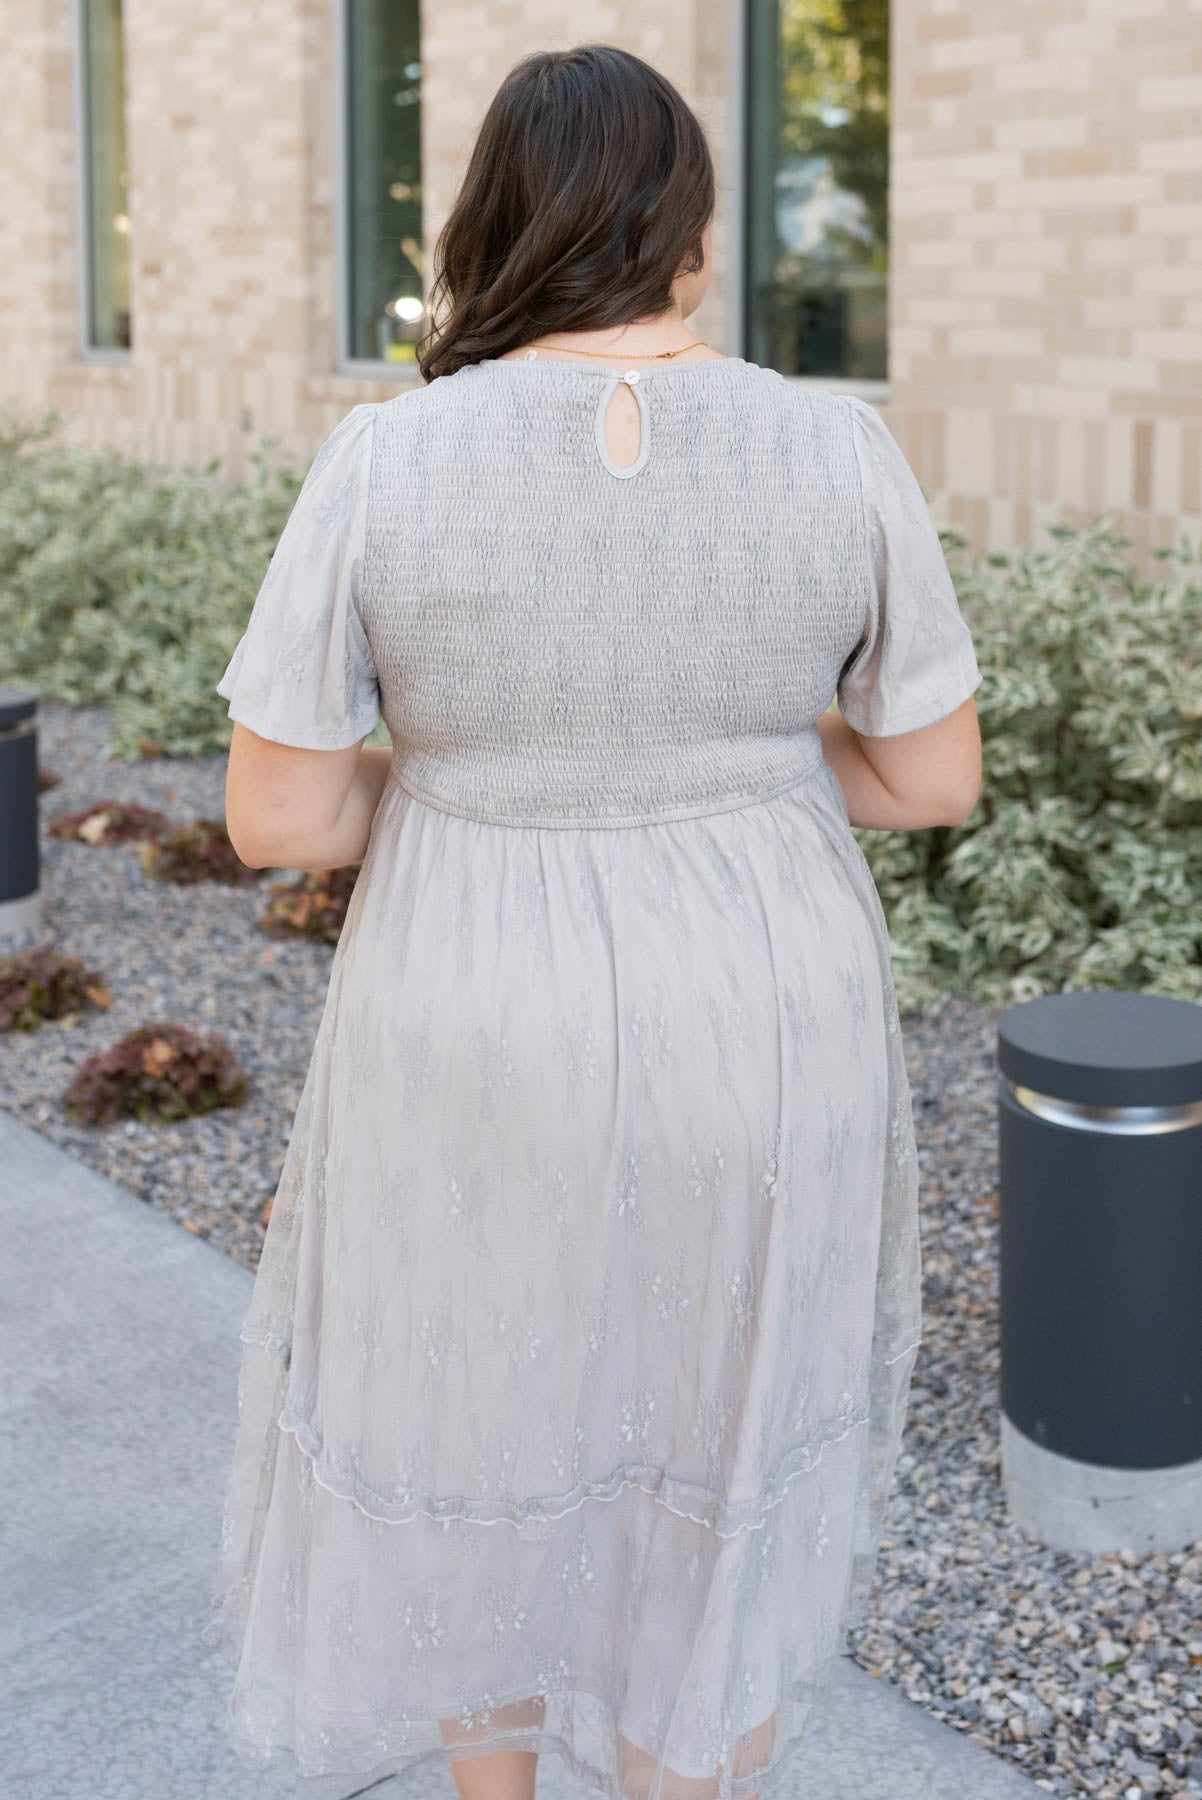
[744,0,888,379]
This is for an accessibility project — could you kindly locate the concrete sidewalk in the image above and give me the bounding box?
[0,1108,1042,1800]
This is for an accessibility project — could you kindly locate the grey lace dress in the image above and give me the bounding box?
[204,355,982,1800]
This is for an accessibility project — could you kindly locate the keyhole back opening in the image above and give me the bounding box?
[595,374,650,479]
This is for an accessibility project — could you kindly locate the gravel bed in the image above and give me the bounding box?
[2,704,332,1267]
[3,701,1199,1800]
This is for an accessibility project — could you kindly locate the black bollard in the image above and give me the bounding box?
[0,688,40,950]
[996,990,1202,1554]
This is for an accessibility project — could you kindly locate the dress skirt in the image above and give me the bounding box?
[202,744,924,1800]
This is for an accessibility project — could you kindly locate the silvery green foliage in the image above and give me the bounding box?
[0,407,310,758]
[3,410,1198,1014]
[854,516,1202,1016]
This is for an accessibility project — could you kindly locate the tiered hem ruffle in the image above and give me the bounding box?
[202,1325,921,1798]
[256,1327,922,1537]
[202,1630,853,1800]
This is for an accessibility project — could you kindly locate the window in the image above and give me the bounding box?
[743,0,888,381]
[342,0,423,367]
[77,0,132,352]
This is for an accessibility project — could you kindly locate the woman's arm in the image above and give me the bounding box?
[227,700,979,863]
[817,696,982,832]
[224,726,393,870]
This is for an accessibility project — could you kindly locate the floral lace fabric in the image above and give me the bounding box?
[206,364,980,1800]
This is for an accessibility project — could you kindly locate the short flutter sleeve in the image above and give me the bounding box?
[837,394,982,737]
[216,403,380,750]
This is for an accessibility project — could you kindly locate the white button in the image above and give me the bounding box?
[622,369,640,385]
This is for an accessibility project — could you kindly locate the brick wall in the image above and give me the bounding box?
[0,0,1197,567]
[889,0,1202,565]
[0,0,399,472]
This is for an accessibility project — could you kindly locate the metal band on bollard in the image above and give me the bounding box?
[1001,1076,1202,1136]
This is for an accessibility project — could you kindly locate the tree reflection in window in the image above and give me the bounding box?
[745,0,888,380]
[345,0,423,366]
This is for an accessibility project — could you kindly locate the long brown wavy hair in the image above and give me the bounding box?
[416,44,715,383]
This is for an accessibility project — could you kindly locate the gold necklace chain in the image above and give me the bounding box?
[522,337,711,362]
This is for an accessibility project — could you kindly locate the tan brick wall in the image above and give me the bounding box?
[0,2,82,418]
[0,0,1198,569]
[0,2,735,476]
[0,0,403,474]
[889,0,1202,569]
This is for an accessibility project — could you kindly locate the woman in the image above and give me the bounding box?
[205,41,982,1800]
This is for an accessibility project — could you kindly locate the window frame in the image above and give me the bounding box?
[333,0,424,381]
[71,0,133,363]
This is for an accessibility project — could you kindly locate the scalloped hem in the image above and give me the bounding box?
[201,1613,849,1800]
[213,1700,839,1800]
[238,1324,922,1538]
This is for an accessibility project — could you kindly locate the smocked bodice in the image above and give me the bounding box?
[216,358,982,829]
[363,360,866,827]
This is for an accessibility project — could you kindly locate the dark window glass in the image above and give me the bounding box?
[79,0,132,351]
[344,0,423,366]
[744,0,888,379]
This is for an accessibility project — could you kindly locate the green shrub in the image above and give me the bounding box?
[0,407,303,759]
[855,517,1202,1017]
[63,1022,248,1125]
[3,409,1199,1016]
[138,817,262,885]
[47,800,168,845]
[0,948,111,1031]
[259,866,360,943]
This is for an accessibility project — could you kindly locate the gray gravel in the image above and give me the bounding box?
[4,702,1200,1800]
[3,704,332,1267]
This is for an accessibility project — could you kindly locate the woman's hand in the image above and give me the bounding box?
[224,726,393,870]
[817,697,981,831]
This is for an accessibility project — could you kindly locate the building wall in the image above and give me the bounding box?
[0,0,398,471]
[891,0,1202,562]
[0,0,1198,568]
[0,0,737,480]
